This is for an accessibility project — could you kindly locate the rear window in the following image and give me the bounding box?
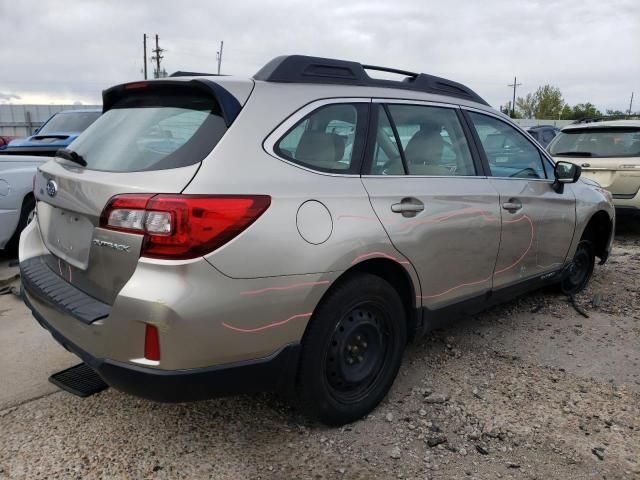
[66,86,227,172]
[38,111,101,135]
[550,127,640,158]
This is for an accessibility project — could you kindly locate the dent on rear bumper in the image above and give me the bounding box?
[20,215,336,371]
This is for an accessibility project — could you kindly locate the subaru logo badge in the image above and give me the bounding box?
[46,179,58,197]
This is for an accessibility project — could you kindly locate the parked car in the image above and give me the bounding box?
[20,55,614,425]
[1,109,101,156]
[548,120,640,218]
[0,155,42,252]
[527,125,560,147]
[0,136,17,150]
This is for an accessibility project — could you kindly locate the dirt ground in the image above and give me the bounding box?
[0,222,639,480]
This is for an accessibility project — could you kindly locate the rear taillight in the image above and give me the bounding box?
[100,194,271,260]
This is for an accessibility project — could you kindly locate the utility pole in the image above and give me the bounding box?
[628,92,634,118]
[151,34,164,79]
[142,34,148,80]
[508,77,522,118]
[216,40,224,75]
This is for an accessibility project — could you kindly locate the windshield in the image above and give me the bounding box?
[66,87,227,172]
[550,127,640,158]
[38,111,101,135]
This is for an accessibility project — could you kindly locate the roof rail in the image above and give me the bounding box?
[254,55,489,106]
[169,71,217,77]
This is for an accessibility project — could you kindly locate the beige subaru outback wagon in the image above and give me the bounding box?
[20,55,614,425]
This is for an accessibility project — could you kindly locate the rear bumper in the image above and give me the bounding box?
[24,293,301,402]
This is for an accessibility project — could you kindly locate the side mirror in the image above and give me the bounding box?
[553,161,581,193]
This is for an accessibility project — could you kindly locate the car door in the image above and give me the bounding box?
[361,101,501,310]
[464,109,576,291]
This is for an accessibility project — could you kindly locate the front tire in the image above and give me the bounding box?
[560,240,595,295]
[297,273,407,426]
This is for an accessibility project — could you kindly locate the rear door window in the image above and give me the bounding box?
[67,86,227,172]
[275,103,368,174]
[368,104,476,176]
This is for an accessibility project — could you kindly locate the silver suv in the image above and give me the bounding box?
[20,55,614,425]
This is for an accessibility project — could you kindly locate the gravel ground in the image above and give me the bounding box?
[1,223,639,479]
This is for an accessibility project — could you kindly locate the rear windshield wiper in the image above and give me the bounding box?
[55,149,87,166]
[552,151,592,157]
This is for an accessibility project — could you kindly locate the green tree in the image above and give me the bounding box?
[535,85,564,118]
[570,103,602,119]
[516,85,564,119]
[560,104,573,120]
[516,92,537,119]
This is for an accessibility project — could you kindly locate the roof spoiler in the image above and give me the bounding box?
[254,55,489,106]
[101,79,241,127]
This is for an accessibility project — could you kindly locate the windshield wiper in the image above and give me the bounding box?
[552,151,592,157]
[55,148,87,166]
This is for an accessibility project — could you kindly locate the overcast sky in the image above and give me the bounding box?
[0,0,638,111]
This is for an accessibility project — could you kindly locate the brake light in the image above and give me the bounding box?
[100,194,271,259]
[124,82,149,90]
[144,324,160,361]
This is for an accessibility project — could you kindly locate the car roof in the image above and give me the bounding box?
[561,120,640,131]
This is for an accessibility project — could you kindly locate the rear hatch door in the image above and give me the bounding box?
[33,78,251,304]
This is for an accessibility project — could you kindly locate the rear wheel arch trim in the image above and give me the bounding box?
[305,259,420,342]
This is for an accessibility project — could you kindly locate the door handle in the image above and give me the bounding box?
[502,201,522,213]
[391,198,424,217]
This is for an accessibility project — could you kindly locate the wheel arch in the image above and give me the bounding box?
[579,210,613,262]
[307,259,420,343]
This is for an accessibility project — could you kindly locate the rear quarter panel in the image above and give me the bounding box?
[183,82,422,307]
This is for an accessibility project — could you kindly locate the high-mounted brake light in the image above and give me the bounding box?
[124,82,149,90]
[99,194,271,260]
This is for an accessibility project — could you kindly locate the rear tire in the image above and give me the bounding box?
[5,195,35,255]
[297,273,407,426]
[560,240,595,295]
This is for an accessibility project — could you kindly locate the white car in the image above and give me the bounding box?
[0,155,43,252]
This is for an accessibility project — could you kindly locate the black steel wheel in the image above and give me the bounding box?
[297,273,406,425]
[561,240,595,294]
[325,304,392,404]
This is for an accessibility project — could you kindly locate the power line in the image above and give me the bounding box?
[507,76,522,118]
